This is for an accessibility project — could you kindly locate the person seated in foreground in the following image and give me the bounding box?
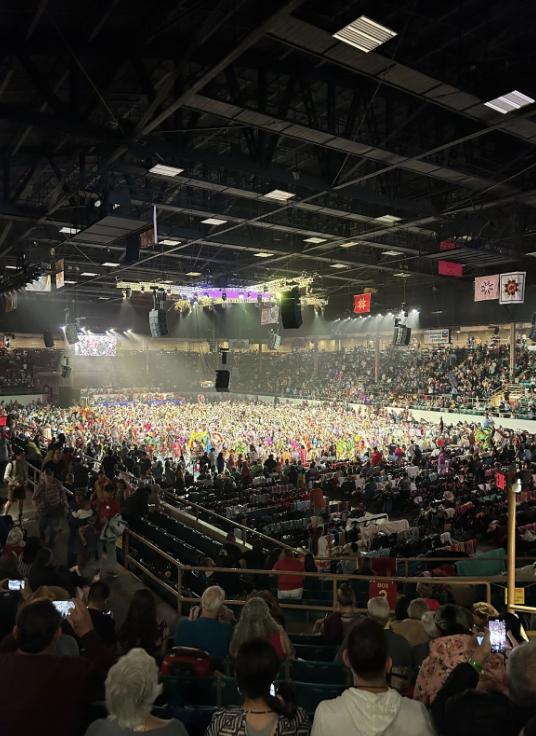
[87,581,117,648]
[206,638,311,736]
[273,548,305,600]
[312,619,435,736]
[174,585,234,659]
[0,598,114,736]
[229,597,294,660]
[336,596,411,692]
[86,647,188,736]
[118,588,169,655]
[432,630,536,736]
[391,598,430,646]
[313,583,364,645]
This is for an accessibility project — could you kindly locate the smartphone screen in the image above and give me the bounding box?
[489,619,507,653]
[8,580,24,591]
[53,600,75,617]
[270,684,276,697]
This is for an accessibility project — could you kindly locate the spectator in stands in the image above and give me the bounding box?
[72,456,89,490]
[354,557,376,577]
[472,602,499,630]
[28,547,74,594]
[311,526,330,574]
[42,446,65,480]
[33,468,68,547]
[273,549,304,600]
[86,647,188,736]
[264,453,277,474]
[416,582,440,612]
[223,532,243,560]
[102,448,117,480]
[87,581,117,648]
[412,611,438,671]
[393,596,410,623]
[3,526,25,556]
[3,447,29,521]
[119,588,169,656]
[336,596,411,692]
[94,486,121,577]
[0,430,10,485]
[432,631,536,736]
[17,535,41,578]
[392,598,430,646]
[371,446,383,467]
[230,597,294,660]
[174,585,234,659]
[93,470,113,501]
[414,604,483,706]
[314,583,363,644]
[312,619,435,736]
[0,551,21,580]
[207,638,310,736]
[0,598,114,736]
[240,461,252,485]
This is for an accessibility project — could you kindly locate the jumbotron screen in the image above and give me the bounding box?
[75,335,117,357]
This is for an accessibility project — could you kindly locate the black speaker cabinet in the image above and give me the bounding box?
[65,324,79,345]
[149,308,168,337]
[215,369,230,392]
[280,288,302,329]
[43,330,54,348]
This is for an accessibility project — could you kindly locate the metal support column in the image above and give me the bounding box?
[509,322,516,380]
[507,468,517,613]
[313,338,319,376]
[375,332,380,383]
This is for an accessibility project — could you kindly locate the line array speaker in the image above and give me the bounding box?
[268,333,281,350]
[43,330,54,348]
[125,233,141,263]
[149,308,168,337]
[215,369,230,392]
[280,287,302,329]
[65,324,79,345]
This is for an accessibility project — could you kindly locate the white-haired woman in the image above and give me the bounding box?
[229,597,294,660]
[85,648,188,735]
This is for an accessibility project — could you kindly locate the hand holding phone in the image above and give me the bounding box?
[489,619,507,653]
[8,580,25,591]
[53,600,75,617]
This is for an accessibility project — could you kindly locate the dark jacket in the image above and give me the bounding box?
[431,662,536,736]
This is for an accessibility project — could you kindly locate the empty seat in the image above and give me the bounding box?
[293,644,337,662]
[287,659,349,686]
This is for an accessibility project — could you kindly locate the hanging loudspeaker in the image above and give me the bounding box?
[280,287,302,329]
[65,324,79,345]
[215,370,230,392]
[43,330,54,348]
[149,308,168,337]
[268,333,281,350]
[125,233,141,263]
[61,365,72,379]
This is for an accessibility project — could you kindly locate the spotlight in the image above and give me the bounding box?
[276,292,281,299]
[239,292,244,299]
[126,287,132,298]
[122,290,127,299]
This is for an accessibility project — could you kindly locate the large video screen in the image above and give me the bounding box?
[75,335,116,357]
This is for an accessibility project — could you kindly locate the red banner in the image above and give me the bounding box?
[369,580,398,610]
[438,260,463,277]
[354,293,371,313]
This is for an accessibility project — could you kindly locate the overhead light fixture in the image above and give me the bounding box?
[60,226,80,235]
[148,164,184,176]
[254,252,273,258]
[526,252,536,257]
[382,250,403,256]
[102,262,120,267]
[394,273,411,278]
[329,263,347,269]
[333,15,397,53]
[5,265,17,269]
[98,296,110,300]
[201,218,227,225]
[186,271,202,277]
[81,272,98,277]
[304,237,327,244]
[64,280,76,284]
[340,241,358,248]
[484,90,535,114]
[160,239,181,246]
[374,215,403,224]
[432,310,443,314]
[263,189,294,201]
[162,279,175,283]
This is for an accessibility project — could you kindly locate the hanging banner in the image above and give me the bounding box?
[500,272,526,304]
[25,274,51,292]
[474,274,499,301]
[56,258,65,290]
[438,261,463,277]
[228,339,249,350]
[354,293,371,313]
[261,304,279,325]
[369,580,397,609]
[5,293,17,312]
[424,329,450,345]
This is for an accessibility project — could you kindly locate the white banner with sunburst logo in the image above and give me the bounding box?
[499,272,525,304]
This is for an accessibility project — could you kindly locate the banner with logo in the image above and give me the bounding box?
[474,274,499,301]
[369,580,397,610]
[500,272,525,304]
[354,293,371,313]
[229,339,249,350]
[261,304,279,325]
[424,329,450,345]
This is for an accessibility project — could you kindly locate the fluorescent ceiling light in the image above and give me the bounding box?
[102,262,120,267]
[432,310,443,314]
[148,164,184,176]
[254,252,273,258]
[329,263,347,269]
[5,265,17,269]
[98,296,110,300]
[160,239,181,245]
[375,215,403,224]
[382,250,403,256]
[526,251,536,257]
[263,189,294,201]
[162,279,175,283]
[60,226,80,235]
[304,237,327,244]
[201,217,227,226]
[340,241,359,248]
[333,15,397,53]
[64,280,77,284]
[484,90,535,114]
[394,272,411,278]
[81,272,98,277]
[186,271,202,276]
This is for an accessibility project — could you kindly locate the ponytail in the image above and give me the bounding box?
[268,692,297,719]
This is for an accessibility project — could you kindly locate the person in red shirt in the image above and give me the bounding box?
[371,447,383,467]
[273,549,304,600]
[94,487,121,578]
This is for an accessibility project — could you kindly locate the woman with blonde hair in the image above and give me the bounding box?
[230,597,294,660]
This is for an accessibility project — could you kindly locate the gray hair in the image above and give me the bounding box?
[408,598,430,621]
[421,611,437,639]
[6,527,24,546]
[230,597,280,657]
[367,596,390,624]
[201,585,226,614]
[507,642,536,707]
[105,648,162,729]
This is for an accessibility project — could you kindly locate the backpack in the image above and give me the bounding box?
[160,646,214,677]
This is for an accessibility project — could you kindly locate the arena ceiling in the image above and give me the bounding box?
[2,0,536,307]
